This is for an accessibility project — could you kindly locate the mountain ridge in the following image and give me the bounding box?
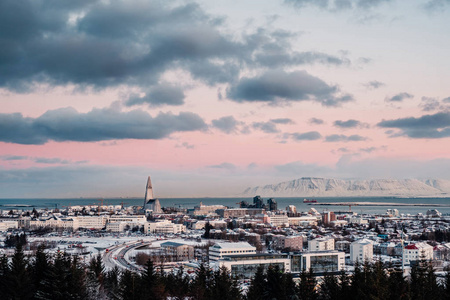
[241,177,450,197]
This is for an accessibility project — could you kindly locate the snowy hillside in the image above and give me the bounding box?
[241,178,450,197]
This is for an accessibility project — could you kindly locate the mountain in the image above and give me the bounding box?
[241,177,450,197]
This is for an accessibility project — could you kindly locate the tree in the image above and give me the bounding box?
[297,269,317,300]
[246,266,266,300]
[8,243,33,299]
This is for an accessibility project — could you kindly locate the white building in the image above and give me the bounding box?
[145,220,186,234]
[291,251,345,274]
[77,216,109,230]
[268,213,289,227]
[0,220,19,231]
[209,242,256,261]
[350,239,373,263]
[308,237,335,251]
[288,216,318,226]
[403,242,434,265]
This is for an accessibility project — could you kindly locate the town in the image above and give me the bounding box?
[1,177,449,281]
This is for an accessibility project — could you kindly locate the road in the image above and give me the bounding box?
[103,240,152,271]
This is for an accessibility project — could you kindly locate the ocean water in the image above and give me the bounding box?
[1,197,450,215]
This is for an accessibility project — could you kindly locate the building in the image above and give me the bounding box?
[209,242,257,261]
[143,176,162,213]
[322,211,336,225]
[217,208,265,218]
[268,213,289,227]
[0,220,18,231]
[350,239,373,263]
[403,242,434,265]
[218,253,290,279]
[145,220,186,234]
[291,251,345,275]
[160,241,194,261]
[77,216,108,230]
[271,235,304,251]
[308,237,335,251]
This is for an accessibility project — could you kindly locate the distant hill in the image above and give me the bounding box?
[241,177,450,197]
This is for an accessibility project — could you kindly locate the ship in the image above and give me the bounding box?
[303,199,317,203]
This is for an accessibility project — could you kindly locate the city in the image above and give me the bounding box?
[1,176,449,298]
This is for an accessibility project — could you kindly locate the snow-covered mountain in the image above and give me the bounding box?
[241,177,450,197]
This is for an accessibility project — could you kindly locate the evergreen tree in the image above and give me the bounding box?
[246,266,266,300]
[119,269,139,300]
[190,263,212,300]
[8,243,34,300]
[318,273,339,300]
[104,266,121,300]
[0,254,11,299]
[297,269,317,300]
[265,265,286,300]
[387,268,409,300]
[210,266,242,300]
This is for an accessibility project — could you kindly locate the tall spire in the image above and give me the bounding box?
[144,176,154,201]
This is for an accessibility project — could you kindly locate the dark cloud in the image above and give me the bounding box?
[226,70,353,106]
[309,118,325,125]
[363,80,385,89]
[290,131,322,141]
[125,83,185,107]
[0,0,347,94]
[211,116,242,134]
[337,147,350,153]
[0,107,207,144]
[359,146,383,153]
[253,122,279,133]
[385,92,414,102]
[443,97,450,103]
[420,97,440,112]
[377,111,450,139]
[334,119,369,129]
[270,118,295,124]
[325,134,368,142]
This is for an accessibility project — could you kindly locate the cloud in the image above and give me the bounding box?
[309,118,325,125]
[176,142,195,149]
[1,155,29,161]
[211,116,243,134]
[125,83,186,107]
[0,0,348,94]
[363,80,385,89]
[0,107,207,144]
[443,97,450,103]
[226,70,353,106]
[0,155,87,164]
[207,162,236,170]
[359,146,386,153]
[285,0,393,11]
[325,134,368,142]
[270,118,295,124]
[424,0,450,11]
[288,131,322,141]
[420,97,440,111]
[377,111,450,139]
[333,119,369,129]
[252,122,279,133]
[385,92,414,102]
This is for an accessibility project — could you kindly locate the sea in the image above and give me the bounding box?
[1,197,450,216]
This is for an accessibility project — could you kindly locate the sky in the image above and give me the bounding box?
[1,0,450,198]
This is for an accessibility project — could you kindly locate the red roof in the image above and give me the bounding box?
[405,244,418,250]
